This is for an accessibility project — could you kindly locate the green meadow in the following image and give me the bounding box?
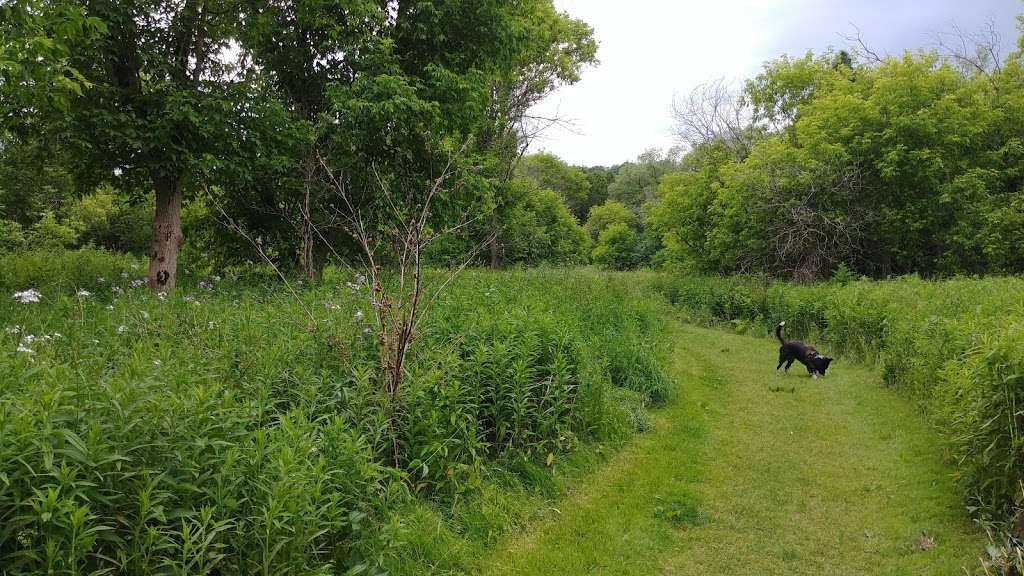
[1,251,1014,574]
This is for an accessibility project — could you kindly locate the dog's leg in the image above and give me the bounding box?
[812,372,818,379]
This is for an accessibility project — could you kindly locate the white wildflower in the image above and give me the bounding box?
[13,289,41,304]
[355,311,365,321]
[77,289,93,297]
[141,311,149,319]
[97,277,106,284]
[131,263,140,270]
[21,334,35,345]
[111,286,124,295]
[117,325,127,334]
[157,292,167,301]
[208,321,217,330]
[153,359,162,366]
[106,305,114,310]
[16,345,34,354]
[121,272,129,279]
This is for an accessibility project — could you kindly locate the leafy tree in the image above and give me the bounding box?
[584,200,638,241]
[500,181,589,265]
[584,166,613,209]
[606,148,681,213]
[516,152,592,220]
[592,222,636,270]
[480,1,597,267]
[7,0,248,290]
[0,1,104,120]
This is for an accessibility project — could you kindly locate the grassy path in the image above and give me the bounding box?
[475,321,986,575]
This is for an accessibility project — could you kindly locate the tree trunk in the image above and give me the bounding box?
[147,173,185,291]
[489,209,502,269]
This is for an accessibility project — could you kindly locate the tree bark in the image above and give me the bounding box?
[147,173,185,291]
[489,209,502,269]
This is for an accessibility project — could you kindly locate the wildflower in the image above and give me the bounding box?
[52,333,62,339]
[111,286,124,295]
[153,359,162,366]
[131,263,140,271]
[77,289,93,297]
[13,289,41,304]
[91,339,100,344]
[157,292,167,301]
[106,305,114,310]
[97,277,106,284]
[21,334,36,345]
[141,311,149,319]
[210,275,221,282]
[297,279,304,286]
[118,325,127,334]
[363,327,372,333]
[121,272,129,279]
[16,345,34,354]
[5,326,22,334]
[183,295,197,303]
[208,321,217,330]
[355,311,365,321]
[131,279,145,288]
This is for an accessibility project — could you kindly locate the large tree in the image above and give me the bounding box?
[7,0,246,290]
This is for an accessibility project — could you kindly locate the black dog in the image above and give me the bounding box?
[775,321,832,379]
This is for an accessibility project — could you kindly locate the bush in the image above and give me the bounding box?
[592,223,637,270]
[26,212,79,250]
[0,219,26,253]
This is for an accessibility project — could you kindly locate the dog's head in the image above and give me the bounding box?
[812,355,833,376]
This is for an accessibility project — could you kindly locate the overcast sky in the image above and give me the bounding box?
[529,0,1022,167]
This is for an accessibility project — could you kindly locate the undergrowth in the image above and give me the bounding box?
[0,249,671,574]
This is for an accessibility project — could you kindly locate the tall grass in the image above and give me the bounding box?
[651,269,1024,529]
[0,251,671,574]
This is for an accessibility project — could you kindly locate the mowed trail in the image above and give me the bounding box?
[475,321,986,575]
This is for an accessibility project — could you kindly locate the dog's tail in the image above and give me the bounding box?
[775,321,786,343]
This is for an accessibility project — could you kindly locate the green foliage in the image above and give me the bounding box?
[0,253,670,574]
[652,34,1024,279]
[592,223,637,271]
[516,152,593,221]
[500,184,590,266]
[26,212,78,251]
[0,247,143,294]
[652,270,1024,527]
[0,220,27,253]
[606,148,680,213]
[584,200,638,240]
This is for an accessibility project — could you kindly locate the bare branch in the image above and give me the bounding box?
[840,23,884,64]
